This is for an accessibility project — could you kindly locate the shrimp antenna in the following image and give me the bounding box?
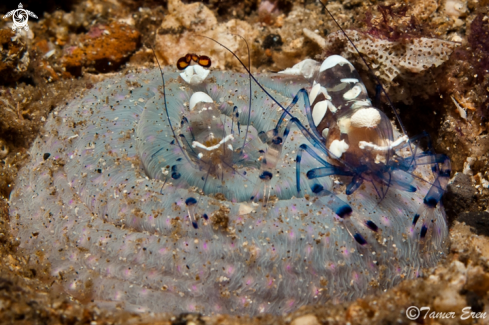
[317,0,414,156]
[149,44,194,166]
[229,33,253,154]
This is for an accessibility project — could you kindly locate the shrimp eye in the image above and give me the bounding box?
[185,53,193,63]
[191,53,199,62]
[177,57,190,70]
[198,55,212,68]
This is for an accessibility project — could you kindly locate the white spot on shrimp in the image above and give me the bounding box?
[312,100,328,126]
[343,85,362,100]
[328,101,338,113]
[340,78,359,84]
[319,55,354,72]
[350,108,382,128]
[309,83,331,104]
[359,135,409,152]
[338,118,351,134]
[322,128,329,138]
[351,100,371,109]
[309,83,321,104]
[278,58,318,79]
[329,139,349,158]
[192,134,234,151]
[189,92,213,111]
[180,65,210,85]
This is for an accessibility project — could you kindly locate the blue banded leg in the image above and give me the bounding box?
[292,139,380,247]
[345,174,365,195]
[308,184,380,248]
[181,116,195,142]
[179,134,199,158]
[256,92,299,145]
[294,144,382,253]
[250,170,273,206]
[252,119,336,205]
[295,143,353,193]
[251,87,357,204]
[378,169,417,193]
[313,186,359,240]
[185,197,199,228]
[327,197,383,272]
[390,152,449,197]
[157,163,184,193]
[230,105,240,136]
[150,133,199,175]
[268,116,357,194]
[184,196,209,229]
[252,122,325,204]
[413,153,450,170]
[294,142,370,217]
[412,154,451,239]
[393,132,451,238]
[393,132,434,171]
[258,88,317,145]
[396,132,446,171]
[274,88,324,142]
[250,123,293,205]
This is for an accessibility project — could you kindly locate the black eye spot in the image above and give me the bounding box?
[262,34,283,50]
[43,153,51,160]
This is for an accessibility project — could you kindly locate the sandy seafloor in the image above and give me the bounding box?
[0,0,489,323]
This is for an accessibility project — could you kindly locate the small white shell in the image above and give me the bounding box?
[189,92,213,111]
[451,96,467,120]
[44,49,56,59]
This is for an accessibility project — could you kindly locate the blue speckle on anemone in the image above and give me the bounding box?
[9,58,449,315]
